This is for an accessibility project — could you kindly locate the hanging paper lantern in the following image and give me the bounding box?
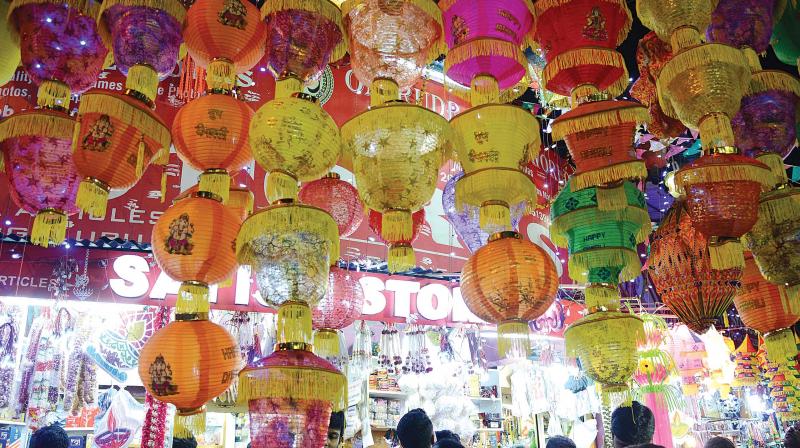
[707,0,778,53]
[152,192,240,315]
[668,324,709,396]
[733,334,759,387]
[298,173,364,238]
[648,201,742,334]
[0,1,19,87]
[227,187,255,222]
[262,0,347,82]
[368,208,426,273]
[172,92,255,201]
[440,0,533,104]
[733,90,798,159]
[771,1,800,68]
[8,0,108,108]
[533,0,632,99]
[441,170,525,253]
[138,318,241,437]
[460,231,558,358]
[312,267,365,365]
[550,181,651,284]
[734,255,800,364]
[342,0,443,90]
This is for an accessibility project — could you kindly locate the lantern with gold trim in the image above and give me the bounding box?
[0,1,19,87]
[298,173,364,238]
[312,266,364,369]
[639,0,774,270]
[649,201,742,335]
[734,255,800,365]
[368,208,426,273]
[460,231,558,359]
[171,0,265,201]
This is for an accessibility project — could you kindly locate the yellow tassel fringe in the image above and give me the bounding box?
[206,59,236,91]
[0,154,4,173]
[759,188,800,226]
[135,139,146,178]
[176,282,210,316]
[455,168,537,221]
[76,178,110,219]
[160,169,167,203]
[747,70,800,97]
[568,247,642,283]
[479,201,511,232]
[552,102,649,141]
[237,202,340,265]
[0,110,75,141]
[756,153,788,187]
[584,284,621,312]
[174,408,207,439]
[381,209,413,242]
[595,183,630,211]
[470,75,500,107]
[698,113,736,151]
[276,301,313,345]
[388,243,416,273]
[228,188,255,218]
[36,80,71,110]
[200,170,231,204]
[542,47,629,97]
[533,0,632,47]
[314,329,342,358]
[708,239,745,270]
[675,161,773,195]
[265,0,348,63]
[98,0,186,49]
[570,161,648,192]
[238,362,347,410]
[126,64,159,103]
[779,284,800,316]
[266,170,299,203]
[497,320,530,359]
[30,209,67,247]
[764,328,798,363]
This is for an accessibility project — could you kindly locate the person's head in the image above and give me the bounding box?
[397,408,434,448]
[785,422,800,448]
[611,401,655,448]
[172,437,198,448]
[433,440,464,448]
[546,435,576,448]
[326,411,345,448]
[435,430,459,442]
[30,425,69,448]
[704,437,735,448]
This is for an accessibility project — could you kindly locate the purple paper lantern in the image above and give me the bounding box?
[732,90,798,158]
[644,181,675,224]
[707,0,776,53]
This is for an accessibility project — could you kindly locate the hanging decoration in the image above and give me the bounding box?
[298,173,364,238]
[639,0,773,271]
[771,0,800,70]
[403,325,432,374]
[733,334,759,387]
[312,266,365,369]
[460,231,559,358]
[350,320,373,380]
[139,307,172,448]
[0,1,19,87]
[649,201,742,334]
[368,209,426,273]
[667,325,709,397]
[378,323,404,374]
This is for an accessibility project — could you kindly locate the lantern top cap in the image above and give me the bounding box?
[488,231,521,242]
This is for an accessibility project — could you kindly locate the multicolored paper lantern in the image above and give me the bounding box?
[460,231,558,358]
[368,209,426,273]
[649,201,742,334]
[312,267,365,367]
[298,173,364,238]
[733,334,759,387]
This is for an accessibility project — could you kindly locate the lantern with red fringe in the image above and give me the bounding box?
[734,255,800,365]
[312,267,364,368]
[639,0,774,270]
[298,173,363,238]
[460,231,559,359]
[368,209,426,273]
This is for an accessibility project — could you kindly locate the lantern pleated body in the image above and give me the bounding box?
[172,92,255,200]
[550,181,651,284]
[771,1,799,68]
[368,209,425,273]
[138,319,241,434]
[707,0,777,53]
[648,202,742,334]
[152,193,240,314]
[449,104,539,231]
[298,173,364,238]
[460,232,559,358]
[0,1,19,87]
[734,255,800,364]
[262,0,347,82]
[250,95,341,203]
[0,110,80,247]
[312,267,364,364]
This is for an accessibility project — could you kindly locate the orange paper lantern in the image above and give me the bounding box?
[138,318,241,435]
[151,192,240,314]
[460,231,559,358]
[172,92,255,201]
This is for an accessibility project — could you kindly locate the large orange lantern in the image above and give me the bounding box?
[139,318,241,436]
[734,255,800,364]
[151,192,240,314]
[460,231,558,358]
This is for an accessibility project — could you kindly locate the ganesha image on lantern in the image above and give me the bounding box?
[165,213,195,255]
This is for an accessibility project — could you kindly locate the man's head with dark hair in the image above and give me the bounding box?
[704,437,735,448]
[546,435,577,448]
[172,437,198,448]
[435,430,459,442]
[433,439,464,448]
[785,422,800,448]
[397,408,434,448]
[30,425,69,448]
[611,401,655,448]
[326,411,346,448]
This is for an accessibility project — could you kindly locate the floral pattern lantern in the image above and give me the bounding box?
[312,267,365,368]
[648,201,742,334]
[0,1,19,87]
[172,0,265,201]
[460,231,558,358]
[368,209,426,273]
[707,0,779,54]
[734,255,800,364]
[298,173,364,238]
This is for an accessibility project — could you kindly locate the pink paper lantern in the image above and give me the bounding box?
[313,267,365,331]
[298,173,364,238]
[249,398,331,448]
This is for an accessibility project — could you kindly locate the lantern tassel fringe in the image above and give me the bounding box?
[160,169,168,203]
[595,183,632,211]
[76,179,110,219]
[543,48,629,97]
[127,64,159,103]
[570,162,648,193]
[758,190,800,226]
[779,284,800,316]
[237,366,347,411]
[601,385,633,408]
[0,111,75,141]
[98,0,186,47]
[568,248,642,283]
[497,321,531,359]
[388,244,416,273]
[313,330,342,358]
[277,302,313,345]
[747,70,800,97]
[708,239,745,270]
[206,60,236,91]
[454,168,538,220]
[756,152,789,186]
[266,171,299,203]
[174,409,206,439]
[532,0,632,47]
[36,80,71,109]
[382,210,413,242]
[585,284,621,311]
[764,328,798,363]
[199,171,231,203]
[552,104,650,141]
[30,210,67,248]
[479,202,511,232]
[135,140,146,178]
[269,0,349,62]
[675,162,773,195]
[176,282,210,316]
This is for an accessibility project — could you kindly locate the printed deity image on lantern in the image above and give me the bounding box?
[165,214,195,256]
[149,355,179,397]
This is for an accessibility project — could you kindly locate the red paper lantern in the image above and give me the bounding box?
[649,201,742,334]
[368,208,426,273]
[298,173,364,238]
[312,266,365,364]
